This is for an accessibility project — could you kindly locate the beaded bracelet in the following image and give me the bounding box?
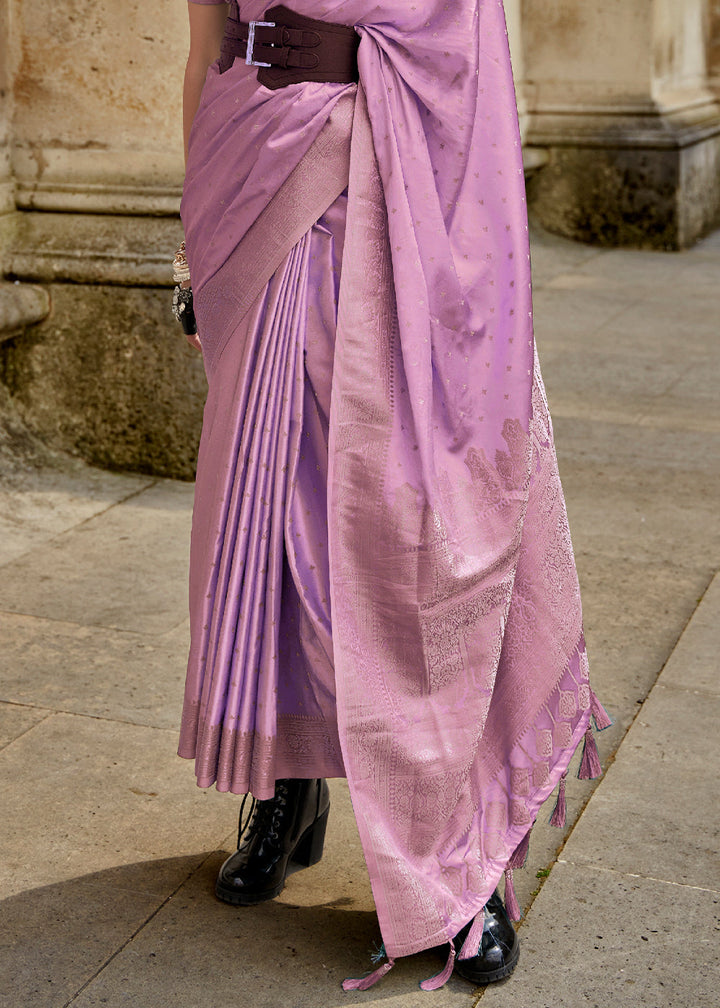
[171,241,198,335]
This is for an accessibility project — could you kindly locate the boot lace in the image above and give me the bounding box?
[237,780,290,846]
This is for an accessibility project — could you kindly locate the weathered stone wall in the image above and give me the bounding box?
[1,1,719,478]
[523,0,720,249]
[0,208,204,479]
[0,0,14,216]
[0,281,206,479]
[708,1,720,92]
[11,0,187,215]
[0,0,206,479]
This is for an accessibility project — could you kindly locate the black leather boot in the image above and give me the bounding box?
[215,778,330,906]
[452,890,520,984]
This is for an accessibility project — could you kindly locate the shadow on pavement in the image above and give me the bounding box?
[2,852,474,1007]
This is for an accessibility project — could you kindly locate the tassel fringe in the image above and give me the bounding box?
[549,772,567,828]
[591,689,613,731]
[343,693,609,993]
[419,942,456,991]
[342,957,395,991]
[504,867,522,921]
[508,827,531,869]
[578,726,602,780]
[459,906,486,961]
[369,943,386,966]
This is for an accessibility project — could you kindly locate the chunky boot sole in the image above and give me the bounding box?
[215,806,330,906]
[215,873,286,906]
[454,942,519,985]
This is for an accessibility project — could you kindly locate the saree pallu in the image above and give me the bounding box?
[180,0,601,960]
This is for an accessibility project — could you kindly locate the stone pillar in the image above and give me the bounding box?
[504,0,549,174]
[523,0,720,248]
[707,1,720,94]
[0,0,14,216]
[0,0,50,351]
[504,0,527,137]
[10,0,187,214]
[0,0,206,479]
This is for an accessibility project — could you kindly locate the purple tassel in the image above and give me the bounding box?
[342,957,395,991]
[508,827,531,869]
[549,773,567,828]
[420,942,456,991]
[504,867,522,921]
[578,726,602,780]
[591,689,612,731]
[459,906,486,961]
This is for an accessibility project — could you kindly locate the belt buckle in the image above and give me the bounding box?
[246,20,275,68]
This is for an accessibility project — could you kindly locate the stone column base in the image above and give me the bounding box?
[526,101,720,250]
[0,210,206,480]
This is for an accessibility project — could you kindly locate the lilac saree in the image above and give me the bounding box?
[179,0,604,969]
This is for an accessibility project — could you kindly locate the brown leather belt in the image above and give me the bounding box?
[219,4,359,90]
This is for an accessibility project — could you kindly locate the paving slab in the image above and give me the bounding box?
[558,570,720,891]
[0,464,154,566]
[6,778,471,1008]
[666,358,720,408]
[631,399,720,433]
[673,256,720,290]
[656,572,720,695]
[539,349,706,427]
[0,480,193,633]
[561,463,720,571]
[0,700,49,749]
[0,711,229,897]
[66,852,473,1008]
[552,247,704,298]
[576,553,710,709]
[1,875,168,1008]
[576,297,720,354]
[527,227,604,287]
[478,863,719,1008]
[0,611,189,728]
[533,286,640,344]
[507,716,629,916]
[560,684,720,890]
[553,416,720,474]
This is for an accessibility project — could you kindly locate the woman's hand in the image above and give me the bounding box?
[177,277,202,351]
[186,330,202,352]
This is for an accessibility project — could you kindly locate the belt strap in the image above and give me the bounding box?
[219,4,359,90]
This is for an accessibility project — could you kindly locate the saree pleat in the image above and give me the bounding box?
[183,248,303,792]
[180,219,345,796]
[216,243,308,790]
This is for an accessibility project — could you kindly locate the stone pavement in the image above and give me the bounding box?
[1,226,718,1008]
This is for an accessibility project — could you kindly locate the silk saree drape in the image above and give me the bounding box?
[179,0,601,962]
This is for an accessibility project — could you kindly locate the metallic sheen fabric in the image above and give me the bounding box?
[180,0,599,962]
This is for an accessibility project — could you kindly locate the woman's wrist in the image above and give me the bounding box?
[172,242,198,336]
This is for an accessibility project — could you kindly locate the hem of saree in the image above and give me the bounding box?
[187,763,348,795]
[178,715,346,797]
[367,636,592,959]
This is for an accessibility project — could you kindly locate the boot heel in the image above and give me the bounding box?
[292,807,329,868]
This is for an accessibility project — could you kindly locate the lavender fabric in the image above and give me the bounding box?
[180,0,596,961]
